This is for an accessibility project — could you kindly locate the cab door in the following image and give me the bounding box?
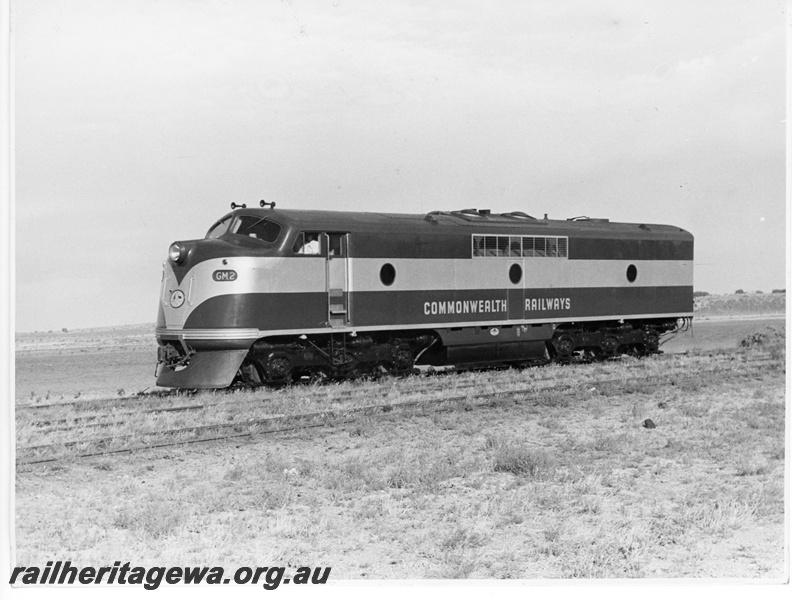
[325,233,349,327]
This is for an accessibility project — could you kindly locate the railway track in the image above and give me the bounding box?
[16,353,782,466]
[16,352,780,428]
[18,352,778,433]
[16,347,777,413]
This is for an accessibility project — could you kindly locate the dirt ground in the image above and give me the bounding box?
[12,313,787,581]
[16,387,785,579]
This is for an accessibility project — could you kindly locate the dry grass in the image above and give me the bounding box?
[13,320,787,580]
[487,435,555,478]
[15,344,783,456]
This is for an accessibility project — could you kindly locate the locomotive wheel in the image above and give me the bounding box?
[387,346,415,375]
[601,335,620,356]
[644,331,660,354]
[264,354,293,385]
[553,335,576,361]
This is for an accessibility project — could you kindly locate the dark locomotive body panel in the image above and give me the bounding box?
[155,207,693,388]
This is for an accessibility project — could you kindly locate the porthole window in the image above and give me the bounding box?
[509,263,522,284]
[626,264,637,283]
[380,263,396,286]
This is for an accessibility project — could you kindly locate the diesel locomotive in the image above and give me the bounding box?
[155,203,693,388]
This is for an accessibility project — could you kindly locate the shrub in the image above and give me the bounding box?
[735,289,745,295]
[739,327,784,348]
[772,289,785,294]
[692,291,710,297]
[440,527,489,551]
[113,498,186,540]
[493,443,554,477]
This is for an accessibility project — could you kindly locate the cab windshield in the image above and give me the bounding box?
[206,216,232,239]
[205,214,283,244]
[229,216,282,243]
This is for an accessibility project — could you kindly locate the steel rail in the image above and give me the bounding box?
[16,362,780,466]
[15,349,780,413]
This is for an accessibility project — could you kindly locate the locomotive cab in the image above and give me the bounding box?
[155,209,291,387]
[155,207,359,387]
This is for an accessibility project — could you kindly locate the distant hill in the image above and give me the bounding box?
[15,323,156,353]
[694,292,786,318]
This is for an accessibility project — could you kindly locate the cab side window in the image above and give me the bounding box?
[328,233,345,257]
[292,232,321,255]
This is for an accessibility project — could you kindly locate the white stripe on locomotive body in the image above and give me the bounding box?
[350,258,692,291]
[162,256,692,296]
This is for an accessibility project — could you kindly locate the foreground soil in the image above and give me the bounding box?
[15,344,786,580]
[13,304,787,580]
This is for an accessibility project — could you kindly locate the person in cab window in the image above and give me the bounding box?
[298,233,320,255]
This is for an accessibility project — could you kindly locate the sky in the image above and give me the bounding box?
[10,0,788,332]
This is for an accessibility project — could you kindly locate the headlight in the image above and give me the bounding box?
[169,243,186,264]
